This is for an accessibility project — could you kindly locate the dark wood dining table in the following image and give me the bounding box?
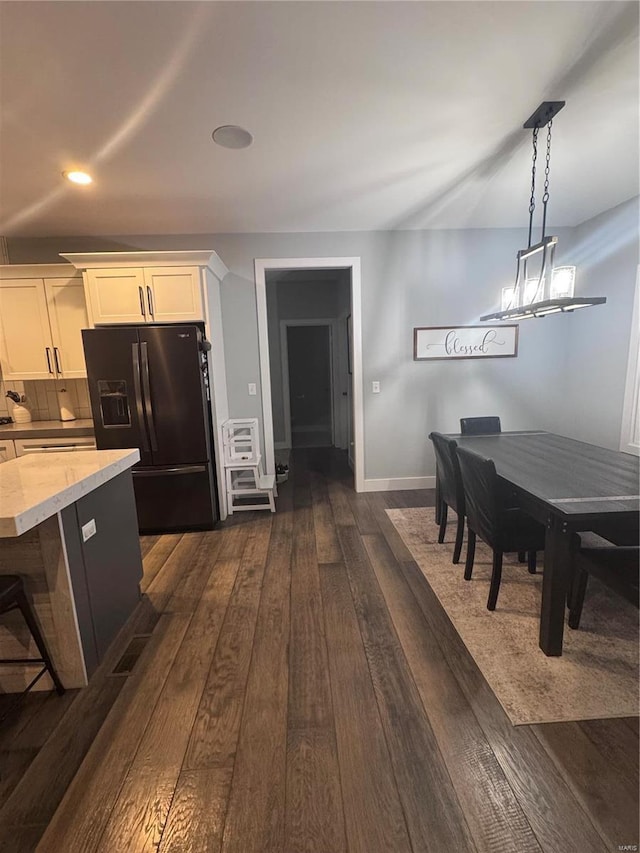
[446,431,640,656]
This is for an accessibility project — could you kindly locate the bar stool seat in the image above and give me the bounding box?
[0,575,65,699]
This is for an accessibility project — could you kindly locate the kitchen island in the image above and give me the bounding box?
[0,448,142,692]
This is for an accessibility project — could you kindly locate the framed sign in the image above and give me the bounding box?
[414,325,519,361]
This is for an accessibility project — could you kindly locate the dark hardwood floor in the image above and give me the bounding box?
[0,448,637,852]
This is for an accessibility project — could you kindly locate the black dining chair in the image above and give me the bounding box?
[460,416,502,435]
[568,534,639,629]
[456,446,546,610]
[429,432,465,563]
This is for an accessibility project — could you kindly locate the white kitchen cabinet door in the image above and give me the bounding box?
[86,268,148,324]
[143,267,203,322]
[45,277,90,378]
[0,440,16,463]
[0,280,55,380]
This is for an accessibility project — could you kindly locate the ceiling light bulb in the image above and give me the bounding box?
[63,170,93,185]
[211,125,253,149]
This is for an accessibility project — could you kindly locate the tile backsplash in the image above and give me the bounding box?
[0,375,92,421]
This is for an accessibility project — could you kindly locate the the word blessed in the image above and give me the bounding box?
[414,325,519,361]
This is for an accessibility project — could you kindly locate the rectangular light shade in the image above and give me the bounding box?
[551,266,576,299]
[501,286,516,311]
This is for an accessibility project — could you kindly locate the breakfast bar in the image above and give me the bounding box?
[0,448,143,692]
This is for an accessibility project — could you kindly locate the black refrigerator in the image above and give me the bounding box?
[82,324,218,533]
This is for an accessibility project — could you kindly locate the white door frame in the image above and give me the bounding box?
[280,318,338,449]
[620,265,640,455]
[255,257,364,492]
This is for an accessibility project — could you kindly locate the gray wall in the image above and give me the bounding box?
[8,196,638,481]
[556,198,639,449]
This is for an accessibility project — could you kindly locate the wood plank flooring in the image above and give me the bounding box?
[0,447,637,852]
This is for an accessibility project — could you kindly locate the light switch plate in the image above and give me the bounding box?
[248,383,257,396]
[372,381,381,393]
[81,518,97,542]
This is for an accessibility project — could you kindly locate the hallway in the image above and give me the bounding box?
[0,449,636,852]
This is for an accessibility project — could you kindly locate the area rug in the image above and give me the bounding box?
[386,507,639,726]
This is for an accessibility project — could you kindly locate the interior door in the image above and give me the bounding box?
[138,325,209,465]
[44,277,90,378]
[287,325,333,447]
[82,326,153,466]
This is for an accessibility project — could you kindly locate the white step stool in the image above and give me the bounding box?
[222,419,277,514]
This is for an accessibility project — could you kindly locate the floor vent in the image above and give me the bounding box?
[110,635,151,676]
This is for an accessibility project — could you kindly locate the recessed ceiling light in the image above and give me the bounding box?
[211,125,253,149]
[63,170,93,185]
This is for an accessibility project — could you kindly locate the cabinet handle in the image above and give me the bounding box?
[53,347,62,374]
[147,286,154,319]
[45,347,54,374]
[138,286,146,318]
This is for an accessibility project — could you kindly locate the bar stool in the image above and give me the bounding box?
[0,575,65,698]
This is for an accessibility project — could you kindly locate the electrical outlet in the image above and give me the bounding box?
[248,383,257,396]
[81,518,97,542]
[372,381,381,393]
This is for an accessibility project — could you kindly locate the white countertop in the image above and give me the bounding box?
[0,449,140,538]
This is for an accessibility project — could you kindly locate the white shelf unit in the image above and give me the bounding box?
[222,419,276,514]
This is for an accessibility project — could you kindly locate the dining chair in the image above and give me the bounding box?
[567,534,639,629]
[456,446,546,610]
[460,416,502,435]
[429,432,465,563]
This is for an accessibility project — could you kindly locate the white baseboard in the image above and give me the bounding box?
[361,476,436,492]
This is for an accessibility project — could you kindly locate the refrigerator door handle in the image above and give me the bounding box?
[131,342,150,453]
[140,341,159,452]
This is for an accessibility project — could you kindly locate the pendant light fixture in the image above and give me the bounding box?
[481,101,606,321]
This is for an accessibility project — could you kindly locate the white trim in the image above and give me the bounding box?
[60,250,229,279]
[280,318,337,450]
[620,266,640,456]
[254,257,364,492]
[202,267,230,519]
[56,511,89,686]
[0,263,81,279]
[362,476,437,492]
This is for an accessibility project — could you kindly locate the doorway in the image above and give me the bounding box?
[283,321,334,449]
[255,257,364,491]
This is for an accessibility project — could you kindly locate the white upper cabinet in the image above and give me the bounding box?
[44,277,91,378]
[0,268,90,381]
[143,267,203,323]
[0,279,58,380]
[85,265,203,325]
[61,251,229,327]
[85,268,148,324]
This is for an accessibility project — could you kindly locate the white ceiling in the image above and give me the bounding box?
[0,1,637,237]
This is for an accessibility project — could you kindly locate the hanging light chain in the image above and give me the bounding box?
[541,119,553,239]
[527,125,539,250]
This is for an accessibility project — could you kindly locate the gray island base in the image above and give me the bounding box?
[0,449,142,692]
